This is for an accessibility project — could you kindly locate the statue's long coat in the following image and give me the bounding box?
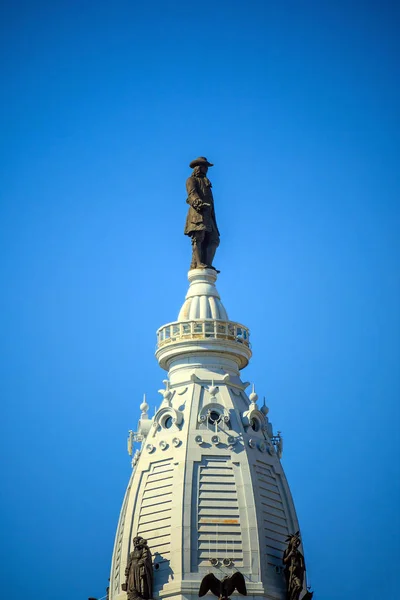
[184,174,220,236]
[125,545,153,600]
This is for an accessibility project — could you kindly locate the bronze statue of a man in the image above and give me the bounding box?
[184,156,220,271]
[124,536,153,600]
[282,532,305,600]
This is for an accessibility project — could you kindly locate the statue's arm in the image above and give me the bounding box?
[186,177,203,210]
[125,554,132,577]
[142,546,152,567]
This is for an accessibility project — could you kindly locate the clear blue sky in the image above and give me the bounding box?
[1,1,399,599]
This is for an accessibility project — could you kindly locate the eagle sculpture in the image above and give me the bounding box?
[199,572,247,600]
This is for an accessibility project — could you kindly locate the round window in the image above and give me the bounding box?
[208,410,220,425]
[164,416,173,429]
[250,417,260,432]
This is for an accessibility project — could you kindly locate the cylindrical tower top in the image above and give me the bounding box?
[155,269,252,374]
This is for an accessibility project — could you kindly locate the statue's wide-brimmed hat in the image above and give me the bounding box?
[189,156,214,169]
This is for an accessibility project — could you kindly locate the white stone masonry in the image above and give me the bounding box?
[109,269,304,600]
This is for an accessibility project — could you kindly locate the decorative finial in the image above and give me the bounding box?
[158,380,172,405]
[261,396,269,415]
[249,383,258,404]
[140,393,149,415]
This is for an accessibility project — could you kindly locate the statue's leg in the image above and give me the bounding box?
[291,578,302,600]
[205,229,220,270]
[190,232,207,269]
[190,241,197,269]
[206,242,217,266]
[201,230,210,266]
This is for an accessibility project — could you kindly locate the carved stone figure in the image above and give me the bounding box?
[184,157,220,271]
[199,572,247,600]
[124,536,153,600]
[282,531,305,600]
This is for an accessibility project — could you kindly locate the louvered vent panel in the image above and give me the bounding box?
[255,461,289,567]
[197,459,243,566]
[137,460,174,563]
[113,482,131,592]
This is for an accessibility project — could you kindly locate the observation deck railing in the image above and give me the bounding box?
[156,320,251,349]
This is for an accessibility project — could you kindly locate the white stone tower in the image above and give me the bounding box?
[109,268,305,600]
